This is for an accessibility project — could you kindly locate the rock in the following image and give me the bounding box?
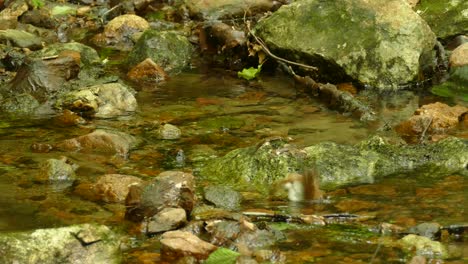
[0,223,122,264]
[417,0,468,39]
[199,136,468,195]
[158,123,181,140]
[0,93,40,115]
[406,0,419,8]
[160,230,217,261]
[399,234,448,259]
[93,14,149,51]
[185,0,275,20]
[127,30,193,75]
[75,174,143,203]
[54,129,138,157]
[254,0,436,90]
[35,156,78,184]
[0,29,42,49]
[408,222,441,240]
[204,185,242,210]
[127,58,169,83]
[125,171,196,222]
[395,102,467,143]
[449,42,468,67]
[58,82,137,118]
[31,42,101,67]
[0,0,28,30]
[145,208,187,234]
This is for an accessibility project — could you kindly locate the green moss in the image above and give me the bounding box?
[417,0,468,39]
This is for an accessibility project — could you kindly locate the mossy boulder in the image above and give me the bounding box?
[198,136,468,195]
[0,223,122,264]
[254,0,436,90]
[417,0,468,39]
[127,30,193,74]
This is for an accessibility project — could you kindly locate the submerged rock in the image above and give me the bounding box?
[203,185,242,211]
[399,234,448,259]
[145,208,187,234]
[127,58,169,83]
[0,223,122,264]
[36,156,78,184]
[125,171,196,222]
[54,129,138,157]
[75,174,143,203]
[157,123,181,140]
[254,0,436,90]
[127,30,193,75]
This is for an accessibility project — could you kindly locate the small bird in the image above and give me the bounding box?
[283,168,324,202]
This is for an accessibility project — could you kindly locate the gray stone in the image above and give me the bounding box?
[36,156,78,183]
[204,185,242,210]
[127,30,193,74]
[54,129,138,157]
[0,223,122,264]
[185,0,275,20]
[254,0,436,90]
[125,171,196,222]
[158,123,181,139]
[146,208,187,234]
[58,82,137,118]
[0,29,42,49]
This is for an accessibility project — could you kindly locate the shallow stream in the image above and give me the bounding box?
[0,70,466,263]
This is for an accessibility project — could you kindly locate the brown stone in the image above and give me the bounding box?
[395,102,467,143]
[127,58,168,82]
[160,230,217,261]
[449,42,468,67]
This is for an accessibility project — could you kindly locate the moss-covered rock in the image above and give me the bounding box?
[198,136,468,195]
[0,223,122,264]
[254,0,436,90]
[127,30,193,74]
[417,0,468,39]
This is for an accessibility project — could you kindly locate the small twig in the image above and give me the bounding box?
[244,12,318,71]
[419,117,433,143]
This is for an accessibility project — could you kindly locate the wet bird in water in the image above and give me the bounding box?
[283,168,324,202]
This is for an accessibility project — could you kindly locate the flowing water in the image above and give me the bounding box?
[0,70,466,263]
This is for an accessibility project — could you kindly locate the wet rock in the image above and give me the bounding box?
[254,0,436,90]
[185,0,275,20]
[35,156,78,184]
[408,222,441,240]
[199,136,468,194]
[0,93,40,115]
[54,129,138,157]
[127,30,193,75]
[395,102,467,143]
[145,208,187,234]
[54,109,86,126]
[93,14,149,51]
[58,82,137,118]
[3,53,80,103]
[125,171,196,222]
[0,0,28,30]
[157,123,181,140]
[449,42,468,68]
[75,174,143,203]
[160,230,217,261]
[417,0,468,39]
[406,0,419,8]
[127,58,169,83]
[399,234,448,259]
[0,223,122,264]
[0,29,42,50]
[204,185,242,211]
[31,42,101,67]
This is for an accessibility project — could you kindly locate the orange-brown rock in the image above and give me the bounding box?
[395,102,467,143]
[75,174,143,203]
[127,58,168,82]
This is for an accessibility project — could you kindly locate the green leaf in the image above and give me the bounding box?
[238,64,262,80]
[31,0,44,9]
[205,247,240,264]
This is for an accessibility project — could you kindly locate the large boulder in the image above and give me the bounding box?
[127,30,193,75]
[198,136,468,196]
[0,223,122,264]
[416,0,468,39]
[254,0,436,90]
